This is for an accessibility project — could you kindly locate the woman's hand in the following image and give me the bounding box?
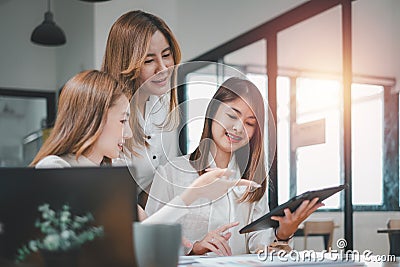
[137,205,148,221]
[182,237,193,249]
[180,168,261,205]
[271,198,324,240]
[189,221,239,256]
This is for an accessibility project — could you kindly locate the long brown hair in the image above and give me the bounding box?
[101,10,181,155]
[189,77,267,202]
[30,70,128,166]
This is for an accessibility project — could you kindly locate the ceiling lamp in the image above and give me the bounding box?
[31,0,66,46]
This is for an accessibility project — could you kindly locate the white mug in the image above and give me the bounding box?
[133,222,181,267]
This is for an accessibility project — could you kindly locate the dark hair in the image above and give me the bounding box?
[189,77,267,202]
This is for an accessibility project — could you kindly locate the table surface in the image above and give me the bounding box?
[178,254,400,267]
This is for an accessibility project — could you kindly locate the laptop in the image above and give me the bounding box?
[0,166,138,267]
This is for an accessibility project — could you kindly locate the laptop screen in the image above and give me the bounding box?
[0,166,138,267]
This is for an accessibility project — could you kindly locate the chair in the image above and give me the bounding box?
[388,219,400,229]
[303,220,335,250]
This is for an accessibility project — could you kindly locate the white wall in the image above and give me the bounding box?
[93,0,178,69]
[55,0,95,89]
[0,0,94,91]
[0,0,57,90]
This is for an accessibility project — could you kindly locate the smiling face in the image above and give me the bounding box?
[211,97,257,158]
[138,30,175,99]
[89,96,132,164]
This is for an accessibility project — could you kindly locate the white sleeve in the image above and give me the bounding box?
[165,128,178,158]
[145,164,175,216]
[35,155,70,168]
[142,196,189,224]
[247,194,275,253]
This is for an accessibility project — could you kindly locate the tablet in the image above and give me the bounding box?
[239,184,348,234]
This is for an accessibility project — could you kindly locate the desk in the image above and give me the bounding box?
[377,229,400,256]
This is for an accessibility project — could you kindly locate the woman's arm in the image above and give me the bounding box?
[143,168,260,223]
[271,197,324,241]
[180,168,260,205]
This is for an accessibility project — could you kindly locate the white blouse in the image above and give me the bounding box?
[127,95,178,191]
[145,155,275,255]
[35,154,97,168]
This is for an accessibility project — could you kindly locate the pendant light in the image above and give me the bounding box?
[31,0,66,46]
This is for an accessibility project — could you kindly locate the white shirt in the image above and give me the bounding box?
[35,154,188,224]
[145,155,275,255]
[128,95,178,191]
[35,154,97,168]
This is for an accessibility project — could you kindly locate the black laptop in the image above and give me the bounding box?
[0,166,138,267]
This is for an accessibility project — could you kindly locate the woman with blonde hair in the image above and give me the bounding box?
[101,11,181,203]
[31,70,132,168]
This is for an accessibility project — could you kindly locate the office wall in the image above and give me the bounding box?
[54,0,94,89]
[93,0,178,69]
[0,0,94,91]
[0,0,57,90]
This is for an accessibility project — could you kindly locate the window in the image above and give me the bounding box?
[351,84,383,205]
[186,71,218,153]
[295,78,342,209]
[182,67,396,210]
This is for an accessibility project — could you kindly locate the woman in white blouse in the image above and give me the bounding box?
[146,77,324,256]
[101,11,182,205]
[31,70,257,228]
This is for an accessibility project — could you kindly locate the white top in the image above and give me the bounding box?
[145,155,275,255]
[35,154,188,224]
[35,154,98,168]
[126,95,178,191]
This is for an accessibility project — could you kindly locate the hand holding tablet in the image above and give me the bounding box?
[239,184,348,234]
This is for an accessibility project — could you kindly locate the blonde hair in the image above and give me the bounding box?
[30,70,128,166]
[101,10,181,155]
[189,78,267,202]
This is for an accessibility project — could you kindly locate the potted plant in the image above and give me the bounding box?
[15,203,104,266]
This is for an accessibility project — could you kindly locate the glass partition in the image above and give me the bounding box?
[0,90,55,167]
